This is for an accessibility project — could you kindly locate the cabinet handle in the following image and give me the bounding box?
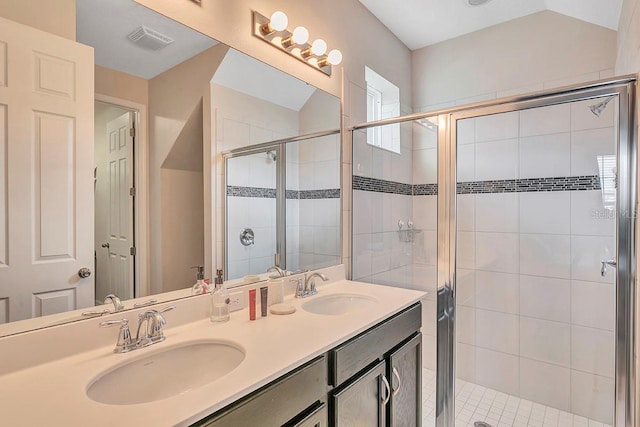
[381,375,391,406]
[391,367,401,396]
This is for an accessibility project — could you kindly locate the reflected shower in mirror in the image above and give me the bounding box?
[0,0,340,337]
[224,131,341,281]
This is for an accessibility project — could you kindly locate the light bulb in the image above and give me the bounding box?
[270,11,288,32]
[327,49,342,65]
[292,26,309,45]
[311,39,327,56]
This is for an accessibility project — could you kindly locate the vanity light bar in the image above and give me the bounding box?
[252,11,342,77]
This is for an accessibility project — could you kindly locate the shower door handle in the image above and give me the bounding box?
[601,259,617,277]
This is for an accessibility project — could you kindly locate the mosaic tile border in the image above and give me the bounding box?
[352,175,413,195]
[456,175,601,194]
[295,189,341,199]
[353,175,602,195]
[413,183,438,196]
[227,186,275,198]
[227,186,340,199]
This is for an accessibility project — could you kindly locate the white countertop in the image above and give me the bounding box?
[0,280,425,426]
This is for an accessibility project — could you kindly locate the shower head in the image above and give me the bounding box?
[588,96,615,118]
[266,150,276,161]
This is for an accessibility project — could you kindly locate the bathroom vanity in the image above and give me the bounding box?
[0,277,424,426]
[196,303,421,426]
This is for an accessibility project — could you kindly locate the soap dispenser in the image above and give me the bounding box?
[211,269,230,322]
[191,266,208,295]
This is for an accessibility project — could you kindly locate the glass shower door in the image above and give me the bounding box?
[451,96,619,427]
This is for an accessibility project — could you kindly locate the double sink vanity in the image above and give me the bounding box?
[0,268,425,426]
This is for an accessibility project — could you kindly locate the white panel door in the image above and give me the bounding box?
[106,112,134,300]
[0,16,94,322]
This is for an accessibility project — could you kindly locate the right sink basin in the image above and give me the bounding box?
[302,293,378,316]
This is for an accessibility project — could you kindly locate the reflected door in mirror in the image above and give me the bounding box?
[96,111,135,302]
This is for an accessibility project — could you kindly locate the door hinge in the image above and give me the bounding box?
[130,187,136,197]
[129,127,135,137]
[130,247,136,256]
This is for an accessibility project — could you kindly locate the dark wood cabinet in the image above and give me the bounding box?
[389,333,422,426]
[192,303,422,427]
[332,360,388,426]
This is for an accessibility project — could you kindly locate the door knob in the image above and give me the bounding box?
[78,267,92,278]
[101,243,110,249]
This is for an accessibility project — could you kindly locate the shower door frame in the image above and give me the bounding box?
[349,75,637,427]
[442,78,637,427]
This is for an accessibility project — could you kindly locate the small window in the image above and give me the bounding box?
[365,66,400,154]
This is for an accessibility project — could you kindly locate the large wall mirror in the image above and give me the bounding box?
[0,0,340,337]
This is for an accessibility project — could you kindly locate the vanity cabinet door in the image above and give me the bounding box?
[332,360,389,427]
[388,333,422,427]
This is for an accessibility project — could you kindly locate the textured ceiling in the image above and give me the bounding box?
[359,0,623,50]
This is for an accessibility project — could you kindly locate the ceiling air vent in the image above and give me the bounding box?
[127,26,174,50]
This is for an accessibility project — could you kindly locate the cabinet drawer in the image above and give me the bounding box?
[196,356,327,427]
[329,303,421,387]
[289,402,328,427]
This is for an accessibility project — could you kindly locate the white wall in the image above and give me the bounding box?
[148,44,228,293]
[288,137,341,272]
[0,0,75,40]
[412,11,616,112]
[295,91,342,271]
[160,168,204,291]
[352,126,414,285]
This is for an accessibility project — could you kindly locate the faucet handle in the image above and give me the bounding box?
[144,306,176,345]
[99,319,136,353]
[289,277,305,298]
[304,272,328,297]
[133,299,157,308]
[159,305,175,314]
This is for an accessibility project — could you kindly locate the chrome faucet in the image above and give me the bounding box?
[104,294,124,312]
[267,265,287,278]
[82,293,125,317]
[290,272,329,298]
[136,306,174,347]
[305,272,328,296]
[99,305,175,354]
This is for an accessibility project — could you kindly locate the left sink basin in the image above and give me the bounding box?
[87,341,245,405]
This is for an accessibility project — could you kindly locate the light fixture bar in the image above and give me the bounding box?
[252,11,337,77]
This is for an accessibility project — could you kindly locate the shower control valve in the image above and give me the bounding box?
[600,259,617,277]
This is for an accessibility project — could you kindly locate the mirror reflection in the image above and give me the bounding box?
[224,131,341,281]
[0,0,340,336]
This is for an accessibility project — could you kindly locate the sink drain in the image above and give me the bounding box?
[474,422,492,427]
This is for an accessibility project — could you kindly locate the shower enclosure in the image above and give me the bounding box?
[351,77,636,427]
[223,130,341,280]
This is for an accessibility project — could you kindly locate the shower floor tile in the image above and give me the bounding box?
[421,369,611,427]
